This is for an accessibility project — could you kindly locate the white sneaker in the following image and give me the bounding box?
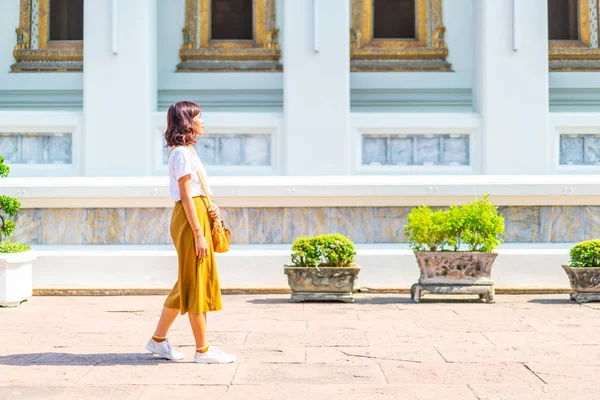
[194,346,236,364]
[145,338,185,360]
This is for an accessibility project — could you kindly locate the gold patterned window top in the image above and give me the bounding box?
[12,0,83,72]
[549,0,600,71]
[350,0,451,71]
[178,0,281,72]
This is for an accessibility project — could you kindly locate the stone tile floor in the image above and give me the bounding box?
[1,294,600,399]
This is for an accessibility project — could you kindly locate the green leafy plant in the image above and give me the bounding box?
[290,233,356,268]
[404,206,447,251]
[404,195,504,252]
[0,155,30,254]
[569,240,600,268]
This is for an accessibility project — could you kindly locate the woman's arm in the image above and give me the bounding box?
[178,174,209,258]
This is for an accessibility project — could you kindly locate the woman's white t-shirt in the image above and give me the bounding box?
[168,146,212,202]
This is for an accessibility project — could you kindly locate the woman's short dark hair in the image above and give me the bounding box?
[164,101,201,147]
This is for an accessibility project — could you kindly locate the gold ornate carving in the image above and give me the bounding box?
[12,0,83,72]
[350,0,451,71]
[550,0,600,71]
[178,0,281,71]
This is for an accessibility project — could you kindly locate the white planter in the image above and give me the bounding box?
[0,251,36,307]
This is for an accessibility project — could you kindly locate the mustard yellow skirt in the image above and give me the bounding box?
[164,196,223,314]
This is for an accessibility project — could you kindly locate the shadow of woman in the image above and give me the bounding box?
[0,352,176,366]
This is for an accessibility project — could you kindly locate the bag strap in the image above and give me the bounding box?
[169,145,213,207]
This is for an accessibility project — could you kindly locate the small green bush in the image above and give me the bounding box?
[404,195,504,252]
[404,206,447,251]
[569,240,600,268]
[0,155,29,254]
[290,233,356,268]
[0,241,30,253]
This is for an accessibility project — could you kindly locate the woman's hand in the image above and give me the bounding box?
[195,233,209,259]
[208,201,221,220]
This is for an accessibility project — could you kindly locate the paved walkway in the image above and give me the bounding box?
[1,294,600,399]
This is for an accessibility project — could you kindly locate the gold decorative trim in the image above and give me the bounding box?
[550,0,600,71]
[350,0,451,71]
[12,0,83,72]
[178,0,281,71]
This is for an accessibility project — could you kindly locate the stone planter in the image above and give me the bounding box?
[0,251,36,307]
[411,251,497,303]
[283,266,361,303]
[562,264,600,303]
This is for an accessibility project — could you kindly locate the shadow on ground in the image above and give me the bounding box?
[0,353,171,366]
[528,298,578,305]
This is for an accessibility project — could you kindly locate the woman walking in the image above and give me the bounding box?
[146,101,236,364]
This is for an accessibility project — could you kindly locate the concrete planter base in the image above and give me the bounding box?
[412,251,498,303]
[562,264,600,303]
[283,266,361,303]
[0,251,36,307]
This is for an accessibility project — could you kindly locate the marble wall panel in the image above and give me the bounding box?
[47,135,72,164]
[9,206,600,245]
[362,136,387,165]
[11,209,42,245]
[389,137,412,165]
[41,209,85,244]
[0,135,18,163]
[218,136,243,165]
[584,206,600,239]
[82,209,125,244]
[584,136,600,164]
[540,206,585,243]
[369,207,410,243]
[247,208,284,244]
[414,137,440,165]
[560,136,585,164]
[441,136,469,165]
[498,206,541,243]
[220,207,249,244]
[196,137,217,165]
[281,208,331,243]
[244,136,270,166]
[329,207,375,243]
[124,208,171,244]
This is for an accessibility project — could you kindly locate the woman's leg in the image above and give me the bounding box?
[146,306,184,360]
[152,306,179,338]
[189,312,208,350]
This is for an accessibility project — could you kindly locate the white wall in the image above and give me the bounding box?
[474,0,550,175]
[283,0,351,175]
[83,0,157,176]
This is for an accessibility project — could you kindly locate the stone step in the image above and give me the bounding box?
[29,243,573,292]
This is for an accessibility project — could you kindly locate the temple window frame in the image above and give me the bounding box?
[12,0,83,72]
[549,0,600,71]
[177,0,281,72]
[350,0,451,72]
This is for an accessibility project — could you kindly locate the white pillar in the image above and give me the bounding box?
[282,0,350,175]
[83,0,157,176]
[474,0,550,174]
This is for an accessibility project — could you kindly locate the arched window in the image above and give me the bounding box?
[12,0,84,72]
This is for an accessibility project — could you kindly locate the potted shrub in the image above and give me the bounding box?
[563,240,600,303]
[284,233,360,303]
[405,195,505,303]
[0,155,35,307]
